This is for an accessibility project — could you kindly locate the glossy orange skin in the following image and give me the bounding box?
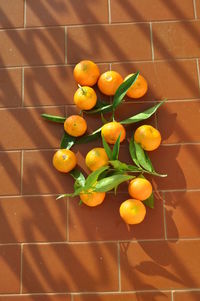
[119,199,146,225]
[125,73,148,99]
[134,125,161,151]
[73,60,100,86]
[80,191,106,207]
[85,148,109,171]
[128,178,152,201]
[74,86,97,110]
[97,71,123,96]
[52,149,77,173]
[64,115,87,137]
[101,121,126,144]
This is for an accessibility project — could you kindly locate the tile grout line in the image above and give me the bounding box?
[162,192,168,240]
[193,0,198,19]
[108,0,112,24]
[20,150,24,195]
[66,198,69,242]
[196,58,200,91]
[1,237,200,247]
[0,18,199,32]
[21,67,24,106]
[65,26,67,64]
[20,244,23,293]
[71,294,74,301]
[1,57,200,70]
[171,290,174,301]
[1,289,200,297]
[1,98,200,111]
[117,242,121,292]
[149,22,154,61]
[24,0,26,28]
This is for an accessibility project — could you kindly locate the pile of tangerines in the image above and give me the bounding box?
[43,60,166,227]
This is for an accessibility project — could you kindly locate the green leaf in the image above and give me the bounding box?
[70,169,86,190]
[112,133,121,160]
[41,113,66,123]
[101,113,108,124]
[143,193,154,209]
[85,166,109,189]
[60,132,76,149]
[144,151,155,172]
[120,100,166,125]
[83,99,113,114]
[76,127,102,144]
[109,160,141,172]
[134,141,153,172]
[102,135,113,160]
[94,174,135,192]
[56,187,82,199]
[112,72,139,110]
[129,137,140,167]
[109,160,129,171]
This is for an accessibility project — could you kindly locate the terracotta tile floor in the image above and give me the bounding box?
[0,0,200,300]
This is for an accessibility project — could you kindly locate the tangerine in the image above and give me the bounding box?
[80,190,106,207]
[134,125,161,151]
[64,115,87,137]
[85,148,109,171]
[73,60,100,86]
[119,199,146,225]
[98,71,123,95]
[53,149,77,173]
[101,121,126,144]
[125,73,148,98]
[128,178,152,201]
[74,85,97,110]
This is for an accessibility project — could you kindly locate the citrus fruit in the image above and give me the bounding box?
[128,178,152,201]
[74,86,97,110]
[134,125,161,151]
[125,73,148,98]
[53,149,77,173]
[119,199,146,225]
[80,190,106,207]
[73,60,100,86]
[97,71,123,95]
[85,147,109,171]
[101,121,126,144]
[64,115,87,137]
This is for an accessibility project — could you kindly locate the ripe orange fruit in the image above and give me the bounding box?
[73,60,100,86]
[125,73,148,98]
[53,149,77,173]
[119,199,146,225]
[101,121,126,144]
[98,71,123,96]
[64,115,87,137]
[85,148,109,171]
[128,178,152,201]
[134,125,161,151]
[80,190,106,207]
[74,86,97,110]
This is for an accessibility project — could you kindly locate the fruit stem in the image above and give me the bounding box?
[78,84,86,95]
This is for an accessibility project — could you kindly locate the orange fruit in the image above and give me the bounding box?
[74,86,97,110]
[73,60,100,86]
[119,199,146,225]
[80,190,106,207]
[101,121,126,144]
[125,73,148,98]
[85,148,109,171]
[64,115,87,137]
[98,71,123,95]
[53,149,77,173]
[134,125,161,151]
[128,178,152,201]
